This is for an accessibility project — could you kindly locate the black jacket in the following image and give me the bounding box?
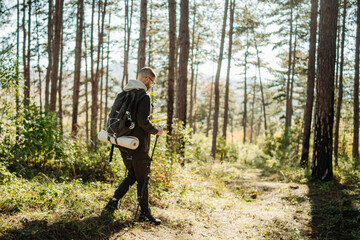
[118,89,158,154]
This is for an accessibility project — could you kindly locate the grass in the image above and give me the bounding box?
[1,140,360,239]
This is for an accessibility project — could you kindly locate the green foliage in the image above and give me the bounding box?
[0,55,18,90]
[216,137,239,162]
[260,118,303,168]
[0,104,116,182]
[0,161,14,184]
[10,105,65,169]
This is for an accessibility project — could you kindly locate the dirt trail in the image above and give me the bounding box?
[114,163,311,240]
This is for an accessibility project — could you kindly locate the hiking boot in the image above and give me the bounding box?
[102,198,119,215]
[139,209,161,225]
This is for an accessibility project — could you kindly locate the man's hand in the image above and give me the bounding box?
[156,126,163,136]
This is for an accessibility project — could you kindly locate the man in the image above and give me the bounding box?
[103,67,163,225]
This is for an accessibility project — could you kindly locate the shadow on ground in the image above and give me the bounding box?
[308,179,360,240]
[0,214,132,240]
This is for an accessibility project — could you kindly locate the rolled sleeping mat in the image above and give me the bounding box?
[98,130,139,150]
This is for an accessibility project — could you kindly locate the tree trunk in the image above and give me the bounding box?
[123,0,133,87]
[147,0,153,67]
[89,0,95,142]
[175,0,189,156]
[285,0,294,129]
[193,62,199,133]
[137,0,147,70]
[24,0,31,107]
[167,0,176,144]
[176,0,189,124]
[353,0,360,167]
[254,39,267,131]
[84,25,90,142]
[211,0,228,159]
[188,2,196,130]
[335,14,341,88]
[72,0,84,137]
[16,0,20,116]
[22,0,28,106]
[250,77,256,143]
[99,42,104,131]
[301,0,318,167]
[206,76,214,137]
[91,0,107,145]
[50,0,63,112]
[45,0,53,111]
[122,0,128,88]
[312,0,338,181]
[289,18,298,126]
[104,13,111,127]
[243,37,249,143]
[58,28,63,134]
[223,0,235,139]
[334,0,346,168]
[35,0,42,112]
[99,1,107,132]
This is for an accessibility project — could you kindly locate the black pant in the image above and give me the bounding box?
[113,151,151,210]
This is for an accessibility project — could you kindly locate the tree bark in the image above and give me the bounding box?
[22,0,28,106]
[211,0,228,159]
[353,0,360,167]
[188,2,196,130]
[91,0,107,145]
[312,0,338,181]
[16,0,20,116]
[122,0,133,87]
[137,0,147,70]
[176,0,189,124]
[289,18,298,127]
[49,0,63,112]
[223,0,235,139]
[254,39,267,131]
[250,76,256,143]
[193,62,199,133]
[243,36,249,143]
[301,0,318,167]
[58,28,63,134]
[24,0,31,107]
[206,76,214,137]
[104,13,111,128]
[147,0,153,67]
[72,0,84,137]
[167,0,176,144]
[334,0,346,168]
[99,41,105,131]
[175,0,189,156]
[45,0,53,111]
[35,0,42,112]
[84,25,90,142]
[285,0,294,129]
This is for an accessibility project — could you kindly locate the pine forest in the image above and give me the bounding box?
[0,0,360,239]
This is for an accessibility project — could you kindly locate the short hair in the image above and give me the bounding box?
[137,67,157,80]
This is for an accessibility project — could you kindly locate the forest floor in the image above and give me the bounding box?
[115,163,312,240]
[1,161,359,240]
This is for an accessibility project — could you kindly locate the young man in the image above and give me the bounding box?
[103,67,163,225]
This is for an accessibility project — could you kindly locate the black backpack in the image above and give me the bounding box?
[106,89,146,162]
[106,89,146,138]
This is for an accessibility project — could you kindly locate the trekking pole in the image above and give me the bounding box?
[132,135,159,225]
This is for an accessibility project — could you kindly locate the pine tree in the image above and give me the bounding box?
[312,0,338,181]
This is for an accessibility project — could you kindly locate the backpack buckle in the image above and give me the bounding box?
[127,155,133,161]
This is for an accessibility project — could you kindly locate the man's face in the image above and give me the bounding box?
[145,76,155,90]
